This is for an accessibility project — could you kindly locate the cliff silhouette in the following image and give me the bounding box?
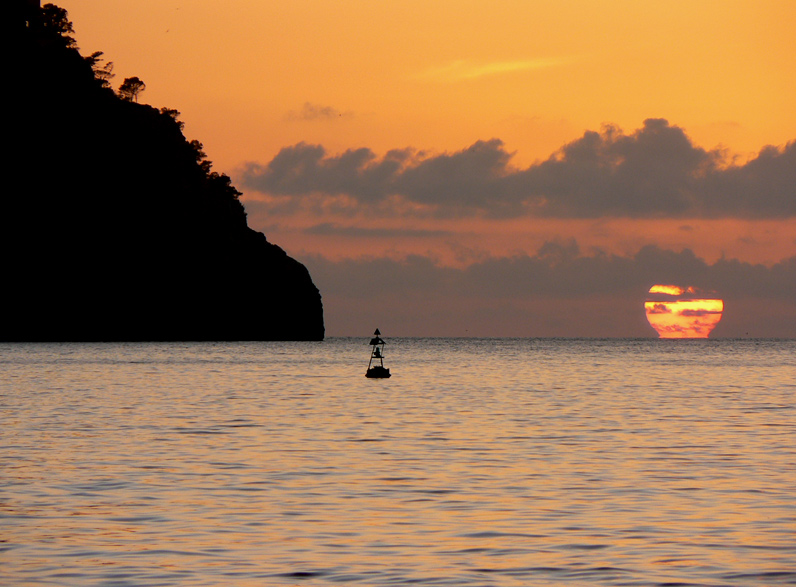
[5,2,324,341]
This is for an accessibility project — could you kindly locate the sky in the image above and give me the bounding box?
[56,0,796,337]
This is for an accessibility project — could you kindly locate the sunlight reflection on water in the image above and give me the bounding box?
[2,339,795,586]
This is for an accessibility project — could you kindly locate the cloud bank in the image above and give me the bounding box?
[241,119,796,219]
[302,244,796,337]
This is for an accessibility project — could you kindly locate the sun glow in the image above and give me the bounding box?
[645,285,724,338]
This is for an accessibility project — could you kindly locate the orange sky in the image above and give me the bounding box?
[57,1,796,170]
[52,1,796,336]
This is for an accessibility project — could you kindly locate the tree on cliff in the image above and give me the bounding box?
[39,3,76,46]
[86,51,115,88]
[118,76,146,102]
[4,1,324,341]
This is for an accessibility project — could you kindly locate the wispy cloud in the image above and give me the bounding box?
[304,223,451,238]
[418,57,572,82]
[284,102,353,121]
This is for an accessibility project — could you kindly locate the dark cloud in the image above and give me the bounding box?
[703,143,796,217]
[646,285,720,302]
[240,119,796,218]
[680,309,723,317]
[301,244,796,337]
[243,143,412,204]
[509,118,715,217]
[648,303,672,314]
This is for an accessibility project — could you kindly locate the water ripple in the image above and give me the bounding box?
[2,339,795,586]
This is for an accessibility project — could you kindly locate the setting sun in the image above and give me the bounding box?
[645,285,724,339]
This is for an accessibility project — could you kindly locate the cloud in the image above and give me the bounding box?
[304,223,451,238]
[301,244,796,337]
[239,119,796,219]
[646,284,718,301]
[243,143,414,205]
[648,303,672,314]
[680,308,723,317]
[418,58,571,82]
[284,102,353,121]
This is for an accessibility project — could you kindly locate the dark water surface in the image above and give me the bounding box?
[2,339,795,586]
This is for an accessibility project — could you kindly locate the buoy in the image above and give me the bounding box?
[365,328,391,378]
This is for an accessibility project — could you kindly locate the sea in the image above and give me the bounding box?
[2,338,794,586]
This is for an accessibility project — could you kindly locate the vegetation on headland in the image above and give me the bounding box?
[5,2,324,341]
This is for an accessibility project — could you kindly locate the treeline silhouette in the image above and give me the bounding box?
[5,2,324,341]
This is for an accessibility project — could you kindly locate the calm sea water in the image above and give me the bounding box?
[2,338,795,586]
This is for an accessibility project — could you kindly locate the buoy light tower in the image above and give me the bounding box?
[365,328,391,378]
